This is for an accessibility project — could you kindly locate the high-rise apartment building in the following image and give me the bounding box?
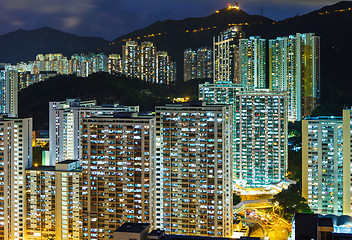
[199,83,287,187]
[302,116,345,215]
[33,53,70,75]
[183,49,197,82]
[122,41,175,84]
[239,36,266,90]
[269,33,320,121]
[155,103,233,237]
[235,90,288,187]
[156,51,175,85]
[81,114,156,240]
[184,47,212,82]
[107,54,122,74]
[49,99,139,164]
[0,116,32,240]
[122,41,141,79]
[213,26,244,83]
[301,109,352,217]
[0,70,18,117]
[25,160,82,240]
[197,47,212,80]
[140,42,156,83]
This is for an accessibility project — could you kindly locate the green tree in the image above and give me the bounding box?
[272,181,312,221]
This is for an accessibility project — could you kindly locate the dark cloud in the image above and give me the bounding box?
[0,0,342,40]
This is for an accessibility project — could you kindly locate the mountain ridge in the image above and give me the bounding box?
[0,27,108,63]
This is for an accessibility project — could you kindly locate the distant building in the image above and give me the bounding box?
[155,102,233,237]
[184,47,212,82]
[239,36,266,90]
[107,54,123,74]
[213,26,244,83]
[0,70,18,117]
[122,41,141,78]
[122,41,176,85]
[140,42,157,83]
[81,114,156,239]
[197,47,212,79]
[269,33,320,121]
[184,48,197,81]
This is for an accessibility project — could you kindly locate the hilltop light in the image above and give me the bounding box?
[228,3,240,10]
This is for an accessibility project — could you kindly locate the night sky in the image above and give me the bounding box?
[0,0,341,40]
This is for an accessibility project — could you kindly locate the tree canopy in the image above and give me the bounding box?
[272,181,312,221]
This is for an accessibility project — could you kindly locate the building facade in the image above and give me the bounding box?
[302,116,345,215]
[81,115,156,240]
[49,99,139,164]
[140,42,157,83]
[184,49,197,82]
[0,117,32,240]
[239,36,266,90]
[122,41,176,85]
[25,161,82,240]
[155,103,233,237]
[184,47,212,82]
[235,90,288,187]
[213,27,244,83]
[0,70,18,117]
[269,33,320,121]
[196,47,212,80]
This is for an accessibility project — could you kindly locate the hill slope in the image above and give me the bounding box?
[0,27,108,63]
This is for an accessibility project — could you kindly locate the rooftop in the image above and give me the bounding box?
[305,116,342,120]
[56,159,79,165]
[114,223,150,233]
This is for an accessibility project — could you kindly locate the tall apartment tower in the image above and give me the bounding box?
[122,41,141,78]
[155,103,233,237]
[239,36,266,90]
[140,42,156,83]
[0,70,18,117]
[81,114,156,240]
[213,26,244,83]
[235,90,288,186]
[170,61,177,85]
[156,51,175,85]
[198,81,243,182]
[49,99,139,164]
[184,47,212,82]
[269,33,320,121]
[0,116,32,240]
[196,47,212,80]
[302,116,345,215]
[25,160,82,240]
[184,49,197,81]
[107,54,123,74]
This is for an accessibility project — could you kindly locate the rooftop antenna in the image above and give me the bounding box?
[260,7,264,16]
